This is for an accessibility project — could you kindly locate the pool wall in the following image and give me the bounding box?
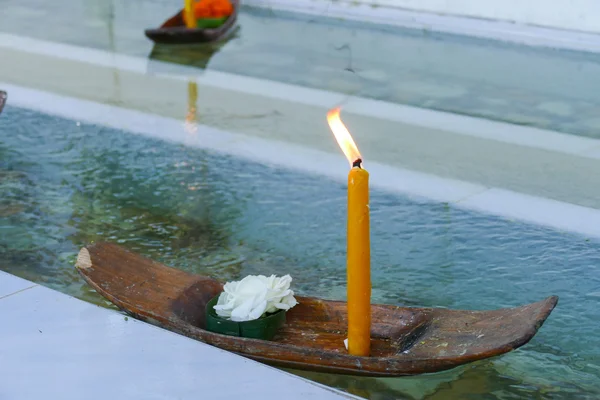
[243,0,600,53]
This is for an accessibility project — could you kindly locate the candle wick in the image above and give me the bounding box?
[352,158,362,168]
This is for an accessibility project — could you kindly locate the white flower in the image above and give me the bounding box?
[213,274,298,322]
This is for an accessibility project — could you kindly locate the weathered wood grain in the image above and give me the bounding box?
[76,242,558,377]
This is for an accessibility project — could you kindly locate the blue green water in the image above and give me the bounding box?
[1,106,599,399]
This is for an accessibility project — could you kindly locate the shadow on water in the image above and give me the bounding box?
[0,106,246,306]
[147,26,240,72]
[287,356,593,399]
[65,143,239,273]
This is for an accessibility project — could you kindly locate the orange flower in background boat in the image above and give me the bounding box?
[194,0,234,18]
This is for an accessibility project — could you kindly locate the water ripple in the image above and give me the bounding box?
[0,106,598,399]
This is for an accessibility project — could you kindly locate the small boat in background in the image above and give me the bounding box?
[76,242,558,377]
[0,91,6,114]
[145,0,239,45]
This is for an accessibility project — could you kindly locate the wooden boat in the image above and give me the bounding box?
[144,0,239,45]
[0,91,6,114]
[76,242,558,377]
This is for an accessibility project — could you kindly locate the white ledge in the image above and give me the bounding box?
[4,82,600,239]
[0,271,356,400]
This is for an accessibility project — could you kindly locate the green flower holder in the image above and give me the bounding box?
[196,17,227,29]
[205,295,286,340]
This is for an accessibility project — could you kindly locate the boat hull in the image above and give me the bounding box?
[76,242,558,377]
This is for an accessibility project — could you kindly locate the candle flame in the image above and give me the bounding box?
[327,107,362,167]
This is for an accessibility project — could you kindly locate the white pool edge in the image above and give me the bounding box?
[243,0,600,54]
[4,82,600,239]
[0,271,359,399]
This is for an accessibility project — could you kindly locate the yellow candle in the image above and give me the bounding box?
[184,0,196,28]
[347,162,371,356]
[327,107,371,356]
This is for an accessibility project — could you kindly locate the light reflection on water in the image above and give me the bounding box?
[1,107,599,399]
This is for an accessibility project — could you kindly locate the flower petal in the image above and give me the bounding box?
[230,296,256,322]
[214,274,298,321]
[248,299,268,320]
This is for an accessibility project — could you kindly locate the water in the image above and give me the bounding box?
[2,0,600,138]
[1,106,599,399]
